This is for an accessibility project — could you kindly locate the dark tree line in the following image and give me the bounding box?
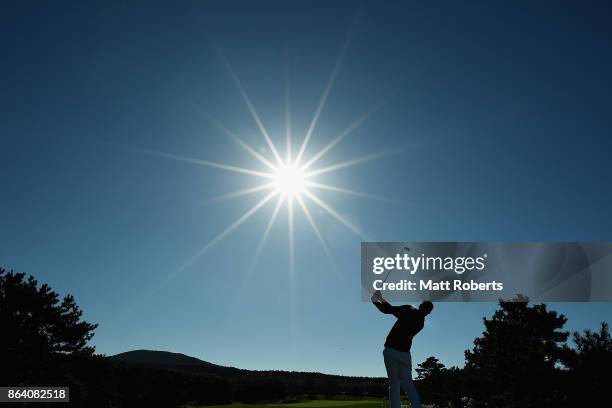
[0,268,233,407]
[0,268,384,407]
[415,299,612,408]
[0,268,97,384]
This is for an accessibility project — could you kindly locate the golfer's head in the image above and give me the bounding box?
[419,300,434,315]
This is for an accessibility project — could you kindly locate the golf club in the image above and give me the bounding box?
[381,246,410,284]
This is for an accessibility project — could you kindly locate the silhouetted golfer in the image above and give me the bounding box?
[371,290,433,408]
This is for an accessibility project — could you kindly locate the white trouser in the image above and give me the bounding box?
[383,347,422,408]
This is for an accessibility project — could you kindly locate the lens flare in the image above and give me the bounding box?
[134,51,392,284]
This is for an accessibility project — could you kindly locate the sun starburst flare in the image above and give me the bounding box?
[133,51,397,283]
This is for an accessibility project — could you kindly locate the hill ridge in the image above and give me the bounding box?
[109,349,383,379]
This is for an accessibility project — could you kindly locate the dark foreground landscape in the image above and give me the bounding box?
[2,268,611,408]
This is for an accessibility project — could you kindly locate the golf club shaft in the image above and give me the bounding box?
[381,246,410,284]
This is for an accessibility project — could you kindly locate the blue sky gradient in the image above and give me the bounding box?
[2,1,612,376]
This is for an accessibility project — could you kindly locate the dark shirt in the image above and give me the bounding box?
[373,301,424,352]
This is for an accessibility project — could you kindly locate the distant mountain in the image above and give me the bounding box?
[109,349,384,381]
[112,350,221,368]
[110,350,243,377]
[109,350,386,397]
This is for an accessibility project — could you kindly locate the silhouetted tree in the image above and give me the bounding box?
[416,357,465,408]
[464,300,569,408]
[562,322,612,405]
[416,356,446,380]
[0,268,98,385]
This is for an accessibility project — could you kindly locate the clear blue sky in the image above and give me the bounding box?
[1,1,612,377]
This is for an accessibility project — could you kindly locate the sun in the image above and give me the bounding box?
[273,163,307,197]
[135,49,393,278]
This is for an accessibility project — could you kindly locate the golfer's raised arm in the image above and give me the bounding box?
[371,290,398,315]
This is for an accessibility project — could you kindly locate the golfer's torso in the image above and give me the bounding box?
[384,308,424,352]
